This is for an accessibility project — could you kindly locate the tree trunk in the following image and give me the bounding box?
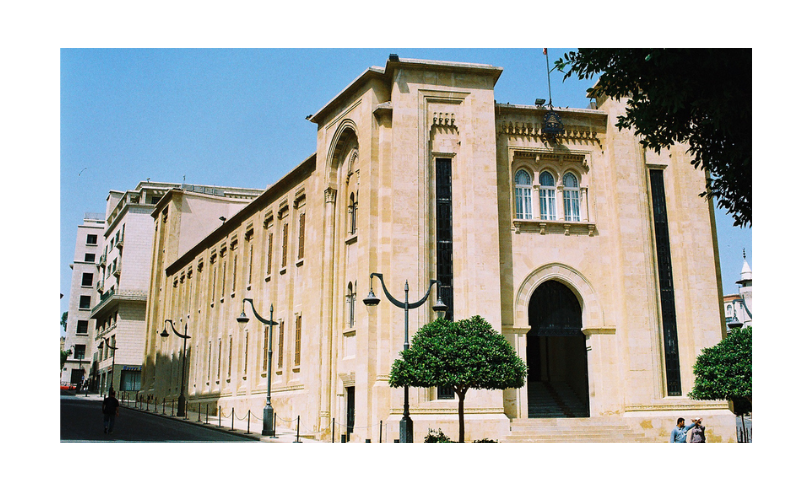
[456,388,467,443]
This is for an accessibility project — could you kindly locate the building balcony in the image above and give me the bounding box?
[91,289,147,319]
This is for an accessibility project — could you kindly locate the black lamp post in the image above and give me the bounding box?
[103,337,118,395]
[237,298,277,436]
[363,273,447,443]
[160,319,191,417]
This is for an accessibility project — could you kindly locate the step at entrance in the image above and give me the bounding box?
[502,418,656,443]
[527,381,589,418]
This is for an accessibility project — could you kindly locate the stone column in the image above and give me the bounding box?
[581,186,589,222]
[318,186,337,436]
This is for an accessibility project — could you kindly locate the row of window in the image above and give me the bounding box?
[514,169,582,222]
[187,315,302,390]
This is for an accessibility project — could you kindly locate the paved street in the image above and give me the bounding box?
[60,395,257,442]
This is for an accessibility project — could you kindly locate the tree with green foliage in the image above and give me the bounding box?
[61,311,68,331]
[689,327,752,425]
[554,49,751,227]
[61,347,72,371]
[389,315,527,443]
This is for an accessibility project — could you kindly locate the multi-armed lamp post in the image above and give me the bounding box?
[363,273,447,443]
[237,298,277,437]
[160,319,191,417]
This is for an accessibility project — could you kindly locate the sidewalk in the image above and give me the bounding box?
[68,392,322,443]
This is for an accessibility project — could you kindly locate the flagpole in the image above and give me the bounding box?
[544,48,553,107]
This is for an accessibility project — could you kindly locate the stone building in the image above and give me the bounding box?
[724,251,753,331]
[140,57,737,442]
[87,181,262,395]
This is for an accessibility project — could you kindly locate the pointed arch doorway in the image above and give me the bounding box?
[526,280,590,418]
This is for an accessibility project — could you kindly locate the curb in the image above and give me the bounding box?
[121,404,315,442]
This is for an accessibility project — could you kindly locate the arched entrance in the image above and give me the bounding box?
[526,280,589,418]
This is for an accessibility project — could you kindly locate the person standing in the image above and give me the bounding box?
[690,419,706,443]
[102,390,120,434]
[669,417,700,443]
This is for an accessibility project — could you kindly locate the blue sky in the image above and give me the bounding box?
[60,48,752,325]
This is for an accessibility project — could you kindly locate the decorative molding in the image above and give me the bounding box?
[513,219,597,237]
[324,186,337,204]
[624,401,730,412]
[500,121,600,145]
[390,407,505,415]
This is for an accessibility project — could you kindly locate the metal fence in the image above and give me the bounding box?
[737,423,752,443]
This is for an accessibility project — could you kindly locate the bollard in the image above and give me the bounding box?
[332,419,335,443]
[231,408,235,431]
[206,404,209,424]
[294,415,301,443]
[218,407,221,428]
[247,410,251,434]
[380,420,383,443]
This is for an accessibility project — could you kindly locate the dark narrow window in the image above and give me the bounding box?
[435,158,455,400]
[650,169,682,396]
[294,315,302,366]
[281,223,288,268]
[81,272,93,287]
[278,321,285,369]
[297,212,306,260]
[266,232,273,275]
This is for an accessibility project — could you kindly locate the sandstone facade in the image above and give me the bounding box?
[140,57,736,442]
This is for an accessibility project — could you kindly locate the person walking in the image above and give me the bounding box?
[669,417,701,443]
[690,418,706,443]
[102,390,120,434]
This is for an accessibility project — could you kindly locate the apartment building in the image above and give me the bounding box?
[61,213,104,389]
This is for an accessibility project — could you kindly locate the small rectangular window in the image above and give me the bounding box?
[86,234,98,245]
[79,295,91,309]
[76,320,88,334]
[74,344,86,359]
[81,272,93,287]
[84,253,95,262]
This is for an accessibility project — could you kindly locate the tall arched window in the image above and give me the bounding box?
[348,192,358,235]
[539,171,556,220]
[514,170,533,219]
[346,282,356,328]
[563,172,580,222]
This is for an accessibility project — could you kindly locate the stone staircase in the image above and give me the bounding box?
[501,417,655,443]
[527,381,589,418]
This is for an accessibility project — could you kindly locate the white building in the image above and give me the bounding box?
[724,251,753,331]
[61,213,105,389]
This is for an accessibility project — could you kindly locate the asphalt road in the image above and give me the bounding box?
[60,396,257,442]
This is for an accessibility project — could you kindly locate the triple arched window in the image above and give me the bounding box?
[514,169,583,222]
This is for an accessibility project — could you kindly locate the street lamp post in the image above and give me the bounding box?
[237,298,277,436]
[362,273,447,443]
[160,319,191,417]
[103,337,118,395]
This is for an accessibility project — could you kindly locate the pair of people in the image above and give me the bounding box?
[102,390,120,434]
[670,417,705,443]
